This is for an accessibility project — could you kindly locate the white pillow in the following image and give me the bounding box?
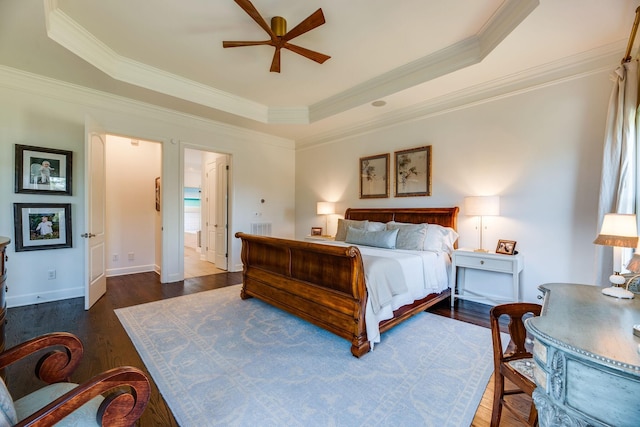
[366,221,386,232]
[386,222,428,250]
[335,219,368,241]
[423,224,459,254]
[345,227,398,249]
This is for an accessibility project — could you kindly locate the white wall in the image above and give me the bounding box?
[295,70,612,304]
[105,135,161,276]
[0,66,295,307]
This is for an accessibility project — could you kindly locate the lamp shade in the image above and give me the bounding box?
[464,196,500,216]
[626,253,640,273]
[594,213,639,248]
[316,202,335,215]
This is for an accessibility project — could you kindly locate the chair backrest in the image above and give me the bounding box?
[490,303,542,367]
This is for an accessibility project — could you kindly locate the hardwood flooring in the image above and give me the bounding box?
[6,272,531,426]
[184,246,223,278]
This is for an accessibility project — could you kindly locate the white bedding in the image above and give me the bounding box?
[321,241,451,347]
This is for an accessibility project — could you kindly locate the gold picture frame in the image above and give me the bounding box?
[359,153,389,199]
[394,145,432,197]
[496,239,517,255]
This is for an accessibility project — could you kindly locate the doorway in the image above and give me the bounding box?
[104,135,162,278]
[184,148,229,278]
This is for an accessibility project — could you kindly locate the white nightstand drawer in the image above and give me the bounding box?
[454,254,513,272]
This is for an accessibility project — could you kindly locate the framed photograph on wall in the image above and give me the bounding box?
[155,177,161,211]
[496,239,517,255]
[15,144,73,195]
[13,203,72,252]
[360,153,389,199]
[394,145,432,197]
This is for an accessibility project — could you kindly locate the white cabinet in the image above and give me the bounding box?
[450,249,523,307]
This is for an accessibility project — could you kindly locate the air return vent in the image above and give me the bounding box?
[251,223,272,236]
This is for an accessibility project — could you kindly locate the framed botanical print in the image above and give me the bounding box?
[360,153,389,199]
[13,203,72,252]
[394,145,432,197]
[15,144,73,195]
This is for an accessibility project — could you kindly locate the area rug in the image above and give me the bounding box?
[116,285,497,427]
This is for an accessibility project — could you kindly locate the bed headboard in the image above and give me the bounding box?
[344,207,459,231]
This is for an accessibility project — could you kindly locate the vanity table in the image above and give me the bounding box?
[525,283,640,427]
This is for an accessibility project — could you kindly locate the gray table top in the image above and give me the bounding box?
[525,282,640,374]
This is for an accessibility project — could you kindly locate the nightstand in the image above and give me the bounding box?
[450,249,524,307]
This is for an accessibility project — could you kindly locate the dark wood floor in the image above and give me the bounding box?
[5,272,518,426]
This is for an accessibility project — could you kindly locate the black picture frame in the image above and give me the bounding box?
[13,203,72,252]
[360,153,389,199]
[15,144,73,195]
[394,145,432,197]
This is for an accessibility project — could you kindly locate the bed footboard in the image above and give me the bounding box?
[235,232,370,357]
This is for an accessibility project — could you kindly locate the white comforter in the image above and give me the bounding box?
[322,241,452,347]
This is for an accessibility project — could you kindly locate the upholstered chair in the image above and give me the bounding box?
[490,303,542,427]
[0,332,150,426]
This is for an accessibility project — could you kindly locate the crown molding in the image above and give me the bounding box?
[43,0,537,126]
[43,0,268,123]
[308,0,539,123]
[0,64,295,150]
[296,42,622,150]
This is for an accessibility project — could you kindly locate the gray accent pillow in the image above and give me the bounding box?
[335,219,368,241]
[345,227,398,249]
[386,222,428,250]
[366,221,386,232]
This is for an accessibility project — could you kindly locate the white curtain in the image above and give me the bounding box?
[596,59,639,285]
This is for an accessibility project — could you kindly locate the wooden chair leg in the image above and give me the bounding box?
[491,373,504,427]
[528,401,538,426]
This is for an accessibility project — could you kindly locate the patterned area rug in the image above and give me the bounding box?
[116,285,496,426]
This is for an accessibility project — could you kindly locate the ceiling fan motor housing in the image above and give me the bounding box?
[271,16,286,36]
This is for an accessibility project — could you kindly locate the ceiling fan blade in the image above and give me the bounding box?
[284,43,331,64]
[223,40,272,48]
[270,48,281,73]
[233,0,277,40]
[283,8,326,41]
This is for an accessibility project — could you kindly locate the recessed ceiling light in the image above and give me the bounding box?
[371,100,387,107]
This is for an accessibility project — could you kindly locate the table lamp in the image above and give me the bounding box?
[316,202,335,236]
[594,213,639,299]
[464,196,500,252]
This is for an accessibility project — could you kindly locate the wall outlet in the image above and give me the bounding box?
[112,254,119,262]
[47,269,56,280]
[128,252,135,261]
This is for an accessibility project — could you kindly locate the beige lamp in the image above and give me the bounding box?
[594,213,639,299]
[316,202,335,236]
[464,196,500,252]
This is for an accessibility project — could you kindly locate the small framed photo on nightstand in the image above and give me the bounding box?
[496,239,517,255]
[311,227,322,236]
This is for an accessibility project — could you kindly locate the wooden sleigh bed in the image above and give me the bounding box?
[235,207,459,357]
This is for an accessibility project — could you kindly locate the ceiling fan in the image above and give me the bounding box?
[222,0,331,73]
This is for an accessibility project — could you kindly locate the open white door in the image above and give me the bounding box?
[83,115,107,309]
[215,155,228,270]
[205,159,216,263]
